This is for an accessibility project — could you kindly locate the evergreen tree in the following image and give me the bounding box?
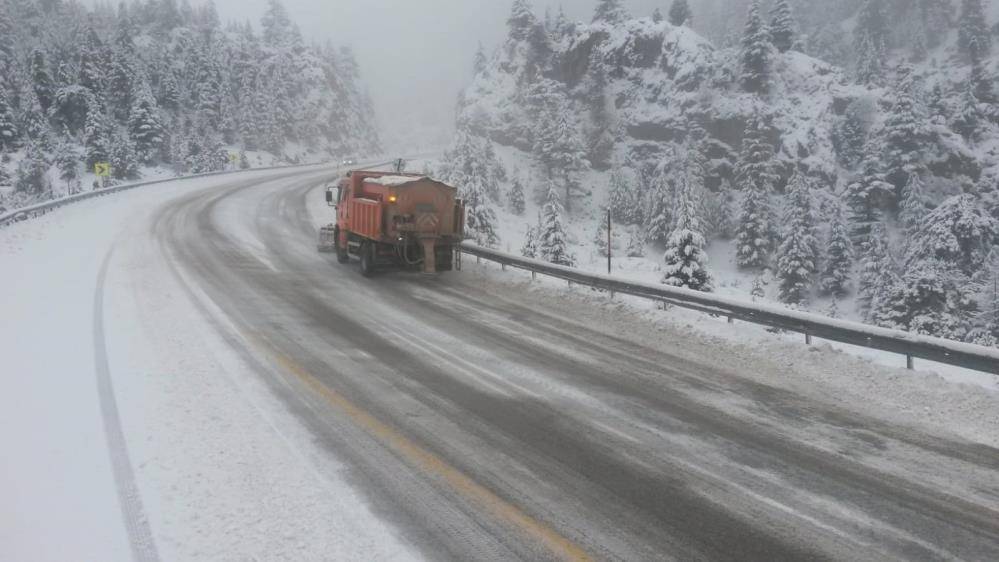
[128,85,165,163]
[594,215,610,258]
[0,85,17,150]
[626,228,646,257]
[953,77,982,141]
[521,223,539,258]
[14,141,48,195]
[84,106,112,169]
[899,171,929,235]
[958,0,992,62]
[836,100,868,169]
[775,171,818,304]
[608,169,637,224]
[880,67,933,194]
[509,174,526,215]
[262,0,296,47]
[109,17,139,122]
[592,0,629,25]
[769,0,796,53]
[507,0,537,42]
[741,1,772,95]
[820,202,854,297]
[646,167,674,244]
[846,146,893,243]
[531,91,589,213]
[662,163,712,291]
[21,89,49,148]
[30,49,54,114]
[55,134,80,194]
[734,113,777,268]
[539,180,573,266]
[668,0,692,26]
[473,43,488,76]
[854,0,888,85]
[652,8,664,24]
[921,0,953,49]
[905,194,999,279]
[857,221,898,320]
[110,131,140,180]
[462,172,500,248]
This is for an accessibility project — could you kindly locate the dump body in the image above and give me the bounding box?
[320,170,465,275]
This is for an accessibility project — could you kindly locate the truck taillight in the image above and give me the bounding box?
[388,195,398,203]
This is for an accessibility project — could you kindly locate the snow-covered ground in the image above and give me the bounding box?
[0,167,414,561]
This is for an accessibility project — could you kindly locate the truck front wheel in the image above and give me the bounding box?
[359,242,375,277]
[335,228,350,264]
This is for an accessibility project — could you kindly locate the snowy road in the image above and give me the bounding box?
[4,167,999,561]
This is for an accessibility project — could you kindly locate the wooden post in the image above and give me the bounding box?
[805,333,812,345]
[906,355,914,370]
[532,271,536,281]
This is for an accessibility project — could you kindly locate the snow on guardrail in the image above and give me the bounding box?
[460,242,999,377]
[0,162,339,229]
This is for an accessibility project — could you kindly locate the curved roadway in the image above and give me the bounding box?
[128,166,999,560]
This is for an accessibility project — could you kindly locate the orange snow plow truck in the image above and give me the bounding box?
[318,171,465,276]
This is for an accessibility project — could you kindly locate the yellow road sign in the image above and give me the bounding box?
[94,162,111,177]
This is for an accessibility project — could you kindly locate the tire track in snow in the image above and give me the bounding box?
[94,246,160,562]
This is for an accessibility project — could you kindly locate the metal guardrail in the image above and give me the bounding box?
[460,242,999,376]
[0,163,338,229]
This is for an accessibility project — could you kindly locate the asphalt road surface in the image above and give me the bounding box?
[149,167,999,561]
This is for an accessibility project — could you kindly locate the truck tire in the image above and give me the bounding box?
[359,242,375,277]
[335,228,350,264]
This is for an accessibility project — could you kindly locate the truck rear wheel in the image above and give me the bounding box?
[335,228,350,264]
[359,242,375,277]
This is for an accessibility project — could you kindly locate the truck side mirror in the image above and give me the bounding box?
[326,187,340,207]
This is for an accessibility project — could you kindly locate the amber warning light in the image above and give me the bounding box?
[388,195,398,203]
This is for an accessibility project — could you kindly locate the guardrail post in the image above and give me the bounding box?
[531,271,536,281]
[502,263,506,272]
[727,316,734,324]
[805,333,812,345]
[906,355,914,370]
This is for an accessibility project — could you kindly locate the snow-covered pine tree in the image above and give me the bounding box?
[836,99,868,168]
[652,8,664,24]
[14,141,48,195]
[55,134,80,194]
[734,113,777,268]
[899,171,929,235]
[775,171,818,304]
[531,95,588,213]
[128,85,165,164]
[626,228,646,257]
[110,130,140,180]
[905,193,999,279]
[83,105,112,169]
[854,0,889,85]
[669,0,692,27]
[714,182,737,240]
[820,201,854,297]
[462,173,501,248]
[539,180,573,266]
[594,215,610,258]
[646,165,674,244]
[0,85,17,150]
[30,49,54,114]
[741,1,772,95]
[592,0,629,25]
[953,76,982,141]
[769,0,796,53]
[921,0,953,49]
[958,0,992,62]
[521,223,539,258]
[509,174,526,215]
[880,67,933,195]
[857,221,899,321]
[109,17,139,122]
[21,88,50,149]
[507,0,537,43]
[608,168,637,224]
[473,43,488,76]
[846,145,893,243]
[662,163,712,292]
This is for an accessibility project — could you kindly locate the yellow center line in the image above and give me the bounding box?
[252,335,592,562]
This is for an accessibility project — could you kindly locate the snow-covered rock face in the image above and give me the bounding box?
[459,10,997,196]
[459,16,854,192]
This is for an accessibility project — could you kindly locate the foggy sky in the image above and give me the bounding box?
[207,0,681,145]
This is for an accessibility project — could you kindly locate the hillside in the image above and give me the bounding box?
[439,0,999,345]
[0,0,379,211]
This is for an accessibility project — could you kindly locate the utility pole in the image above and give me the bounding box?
[607,208,612,275]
